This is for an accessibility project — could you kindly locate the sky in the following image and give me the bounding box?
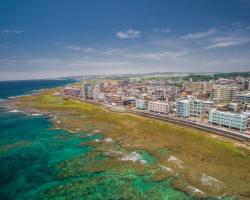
[0,0,250,80]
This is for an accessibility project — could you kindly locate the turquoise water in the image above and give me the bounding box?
[0,109,95,199]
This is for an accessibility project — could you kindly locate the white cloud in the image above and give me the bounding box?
[1,30,26,35]
[103,48,125,55]
[153,28,172,33]
[84,47,96,53]
[181,29,216,39]
[116,29,141,39]
[205,37,250,49]
[65,45,81,51]
[131,50,189,60]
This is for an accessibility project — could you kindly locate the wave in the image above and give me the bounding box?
[31,113,43,116]
[120,152,146,164]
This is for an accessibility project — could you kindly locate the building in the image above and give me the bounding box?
[211,85,237,102]
[64,87,81,97]
[228,103,238,112]
[236,92,250,104]
[148,101,169,115]
[110,94,124,106]
[176,99,190,117]
[135,99,147,110]
[176,96,204,117]
[93,85,100,101]
[189,96,204,117]
[184,80,214,91]
[208,109,248,131]
[82,83,93,99]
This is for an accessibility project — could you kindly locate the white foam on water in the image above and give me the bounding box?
[104,138,113,143]
[120,151,146,164]
[201,174,223,187]
[95,139,100,142]
[187,185,205,195]
[167,156,184,168]
[159,164,174,173]
[31,113,43,116]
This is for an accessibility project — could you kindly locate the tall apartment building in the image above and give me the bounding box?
[176,96,204,117]
[189,96,204,116]
[184,81,214,90]
[82,83,93,99]
[93,85,100,100]
[211,85,237,102]
[176,99,190,117]
[148,101,169,115]
[135,99,147,110]
[208,109,248,131]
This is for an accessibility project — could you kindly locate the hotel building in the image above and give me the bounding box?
[176,96,204,117]
[208,109,248,131]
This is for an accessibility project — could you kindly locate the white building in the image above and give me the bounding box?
[176,96,204,117]
[148,101,169,115]
[176,99,190,117]
[211,85,237,102]
[208,109,248,131]
[93,86,100,101]
[135,99,147,110]
[188,96,204,117]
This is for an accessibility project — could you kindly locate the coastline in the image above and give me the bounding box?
[4,88,250,199]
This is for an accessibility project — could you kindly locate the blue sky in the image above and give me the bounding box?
[0,0,250,80]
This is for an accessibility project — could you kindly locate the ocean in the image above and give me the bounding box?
[0,79,222,200]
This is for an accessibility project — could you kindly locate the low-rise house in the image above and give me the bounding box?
[148,101,169,115]
[135,99,147,110]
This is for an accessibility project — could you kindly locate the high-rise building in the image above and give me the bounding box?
[93,85,100,100]
[208,109,248,131]
[189,96,204,116]
[176,96,204,117]
[82,83,93,99]
[211,85,237,102]
[176,99,190,117]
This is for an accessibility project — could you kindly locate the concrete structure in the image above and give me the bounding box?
[64,87,81,97]
[110,94,123,106]
[184,80,214,90]
[236,92,250,104]
[148,101,169,115]
[82,83,93,99]
[93,86,100,100]
[176,99,190,117]
[211,85,237,102]
[135,99,147,110]
[176,96,204,117]
[208,109,248,131]
[228,103,238,112]
[189,96,204,117]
